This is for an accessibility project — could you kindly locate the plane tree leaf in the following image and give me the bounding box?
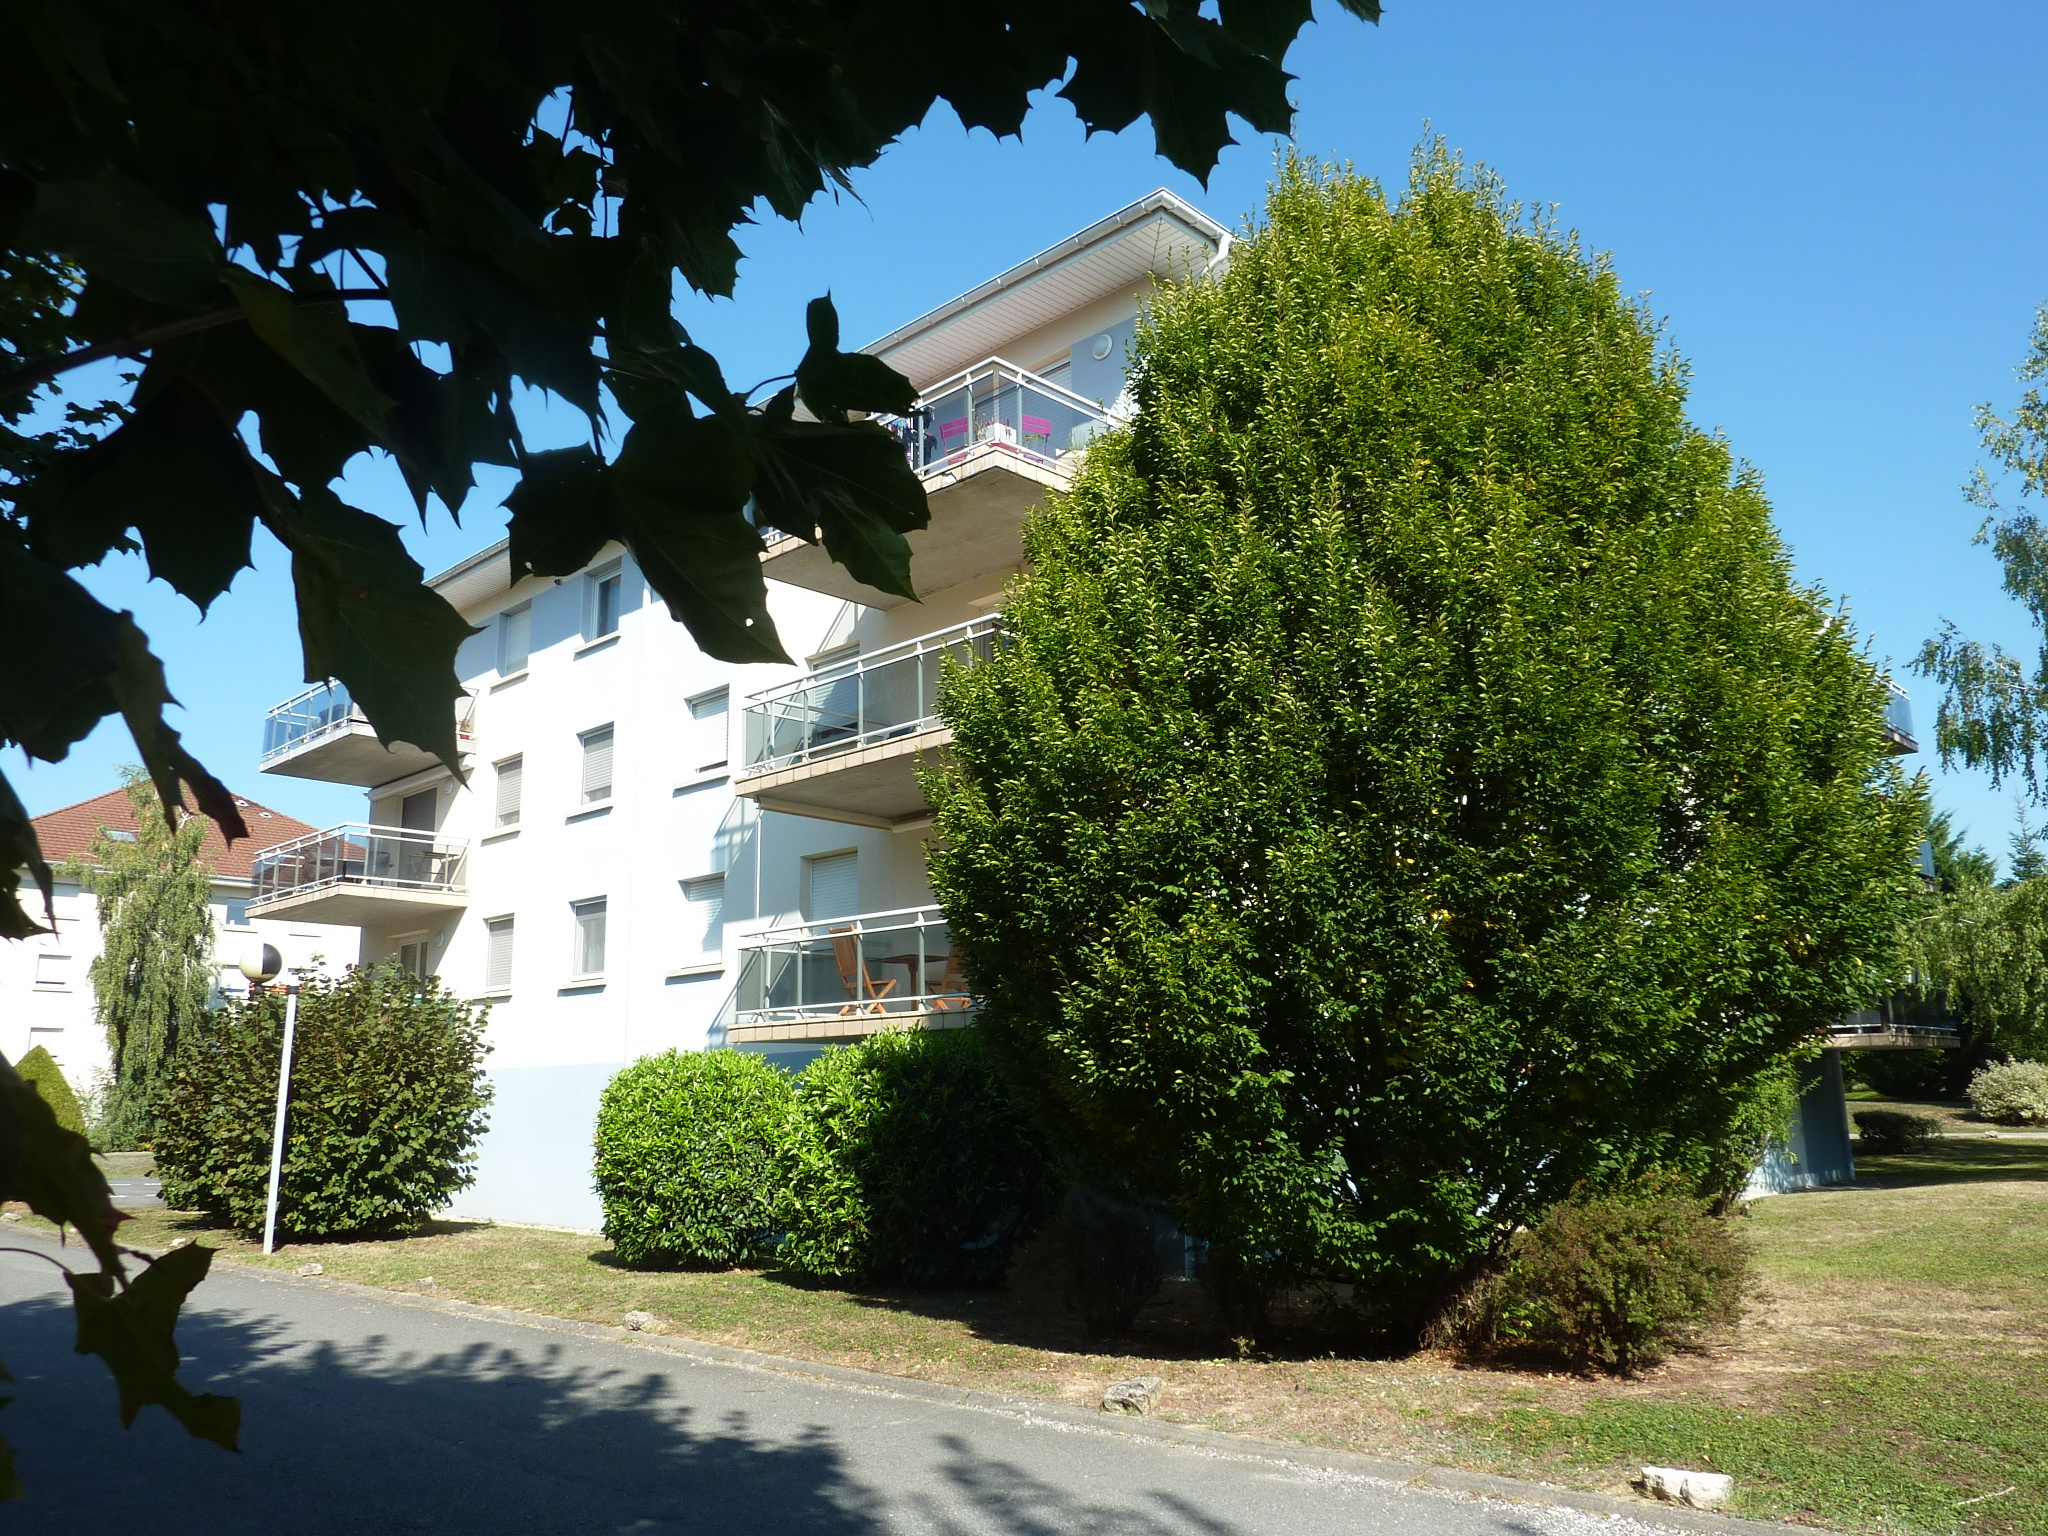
[67,1243,240,1450]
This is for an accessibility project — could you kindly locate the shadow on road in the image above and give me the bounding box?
[1,1275,1253,1536]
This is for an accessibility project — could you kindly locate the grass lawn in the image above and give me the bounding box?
[30,1139,2045,1536]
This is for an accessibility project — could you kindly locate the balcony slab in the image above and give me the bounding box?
[248,884,469,930]
[727,1007,976,1047]
[265,725,449,787]
[736,726,951,828]
[760,444,1069,605]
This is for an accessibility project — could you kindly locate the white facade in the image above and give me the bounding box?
[248,191,1231,1229]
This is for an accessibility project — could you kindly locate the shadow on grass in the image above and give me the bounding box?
[1855,1137,2048,1187]
[0,1241,1265,1536]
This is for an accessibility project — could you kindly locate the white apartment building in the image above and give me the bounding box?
[4,788,355,1094]
[244,191,1234,1230]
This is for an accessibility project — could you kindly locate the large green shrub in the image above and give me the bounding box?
[1967,1058,2048,1125]
[595,1049,794,1266]
[14,1046,85,1138]
[929,151,1922,1326]
[154,964,492,1238]
[1853,1108,1942,1153]
[1464,1177,1751,1375]
[780,1028,1056,1287]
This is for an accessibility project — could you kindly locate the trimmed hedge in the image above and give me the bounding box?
[154,965,492,1238]
[1854,1109,1942,1153]
[15,1046,86,1138]
[1968,1059,2048,1126]
[595,1049,794,1266]
[1461,1176,1751,1375]
[780,1028,1056,1287]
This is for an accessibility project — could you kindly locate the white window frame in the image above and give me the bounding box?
[34,952,71,990]
[484,914,516,995]
[687,687,730,775]
[585,560,624,643]
[394,934,432,981]
[570,897,608,980]
[498,600,532,677]
[494,754,524,828]
[578,724,615,806]
[680,874,726,964]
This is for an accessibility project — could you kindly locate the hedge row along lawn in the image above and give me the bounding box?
[32,1133,2042,1536]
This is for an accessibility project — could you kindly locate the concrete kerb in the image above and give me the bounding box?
[178,1247,1833,1536]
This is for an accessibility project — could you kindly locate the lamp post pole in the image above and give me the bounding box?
[260,978,299,1256]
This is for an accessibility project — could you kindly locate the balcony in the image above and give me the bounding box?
[734,615,1001,828]
[1883,683,1917,756]
[261,681,476,786]
[760,359,1107,606]
[731,906,975,1045]
[247,823,469,928]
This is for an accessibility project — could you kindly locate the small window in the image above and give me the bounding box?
[588,564,623,641]
[34,953,69,990]
[222,899,252,930]
[105,828,137,843]
[682,875,725,958]
[499,602,532,675]
[804,851,859,922]
[689,688,729,774]
[485,916,515,993]
[572,898,608,977]
[579,725,614,804]
[396,938,432,980]
[494,755,524,828]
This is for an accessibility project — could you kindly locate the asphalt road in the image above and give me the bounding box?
[0,1236,1710,1536]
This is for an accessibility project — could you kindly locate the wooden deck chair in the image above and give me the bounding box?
[925,950,973,1011]
[829,927,898,1017]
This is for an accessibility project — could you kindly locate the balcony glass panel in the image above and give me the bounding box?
[261,682,476,764]
[1884,686,1915,747]
[734,906,973,1028]
[740,615,1001,775]
[876,359,1108,475]
[249,823,469,907]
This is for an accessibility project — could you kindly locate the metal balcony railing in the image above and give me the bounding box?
[877,358,1107,475]
[734,906,973,1028]
[261,681,476,765]
[738,614,1002,776]
[249,823,469,907]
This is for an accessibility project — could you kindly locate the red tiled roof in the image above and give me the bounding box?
[31,788,322,883]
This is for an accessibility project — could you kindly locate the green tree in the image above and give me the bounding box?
[930,153,1924,1328]
[1926,807,1997,894]
[62,770,215,1149]
[0,0,1380,940]
[1917,303,2048,795]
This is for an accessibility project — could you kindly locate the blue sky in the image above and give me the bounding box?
[21,1,2048,866]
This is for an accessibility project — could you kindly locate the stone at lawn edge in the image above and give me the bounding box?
[623,1310,657,1332]
[1102,1377,1164,1415]
[1641,1466,1733,1510]
[296,1262,324,1277]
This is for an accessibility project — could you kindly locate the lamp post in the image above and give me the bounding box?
[239,943,298,1256]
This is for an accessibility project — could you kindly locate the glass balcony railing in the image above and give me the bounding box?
[261,681,476,765]
[249,823,469,908]
[1884,684,1916,751]
[734,906,973,1029]
[738,615,1002,776]
[876,358,1107,475]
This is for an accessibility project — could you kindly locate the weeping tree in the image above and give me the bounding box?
[930,152,1924,1330]
[64,771,215,1148]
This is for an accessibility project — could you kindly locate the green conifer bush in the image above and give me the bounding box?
[595,1050,795,1267]
[929,151,1923,1327]
[154,965,492,1238]
[14,1046,85,1139]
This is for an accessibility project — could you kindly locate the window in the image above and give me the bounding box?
[494,755,524,828]
[682,875,725,958]
[499,602,531,675]
[222,899,252,930]
[396,937,432,979]
[689,689,729,774]
[572,898,607,976]
[105,828,137,843]
[579,725,614,804]
[34,953,69,990]
[588,563,623,641]
[485,916,515,993]
[804,851,859,921]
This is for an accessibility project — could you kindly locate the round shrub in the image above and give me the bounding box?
[154,964,492,1238]
[780,1027,1057,1288]
[595,1049,795,1267]
[1462,1176,1751,1375]
[1967,1058,2048,1126]
[15,1046,86,1138]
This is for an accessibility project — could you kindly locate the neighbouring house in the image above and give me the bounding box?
[2,788,358,1092]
